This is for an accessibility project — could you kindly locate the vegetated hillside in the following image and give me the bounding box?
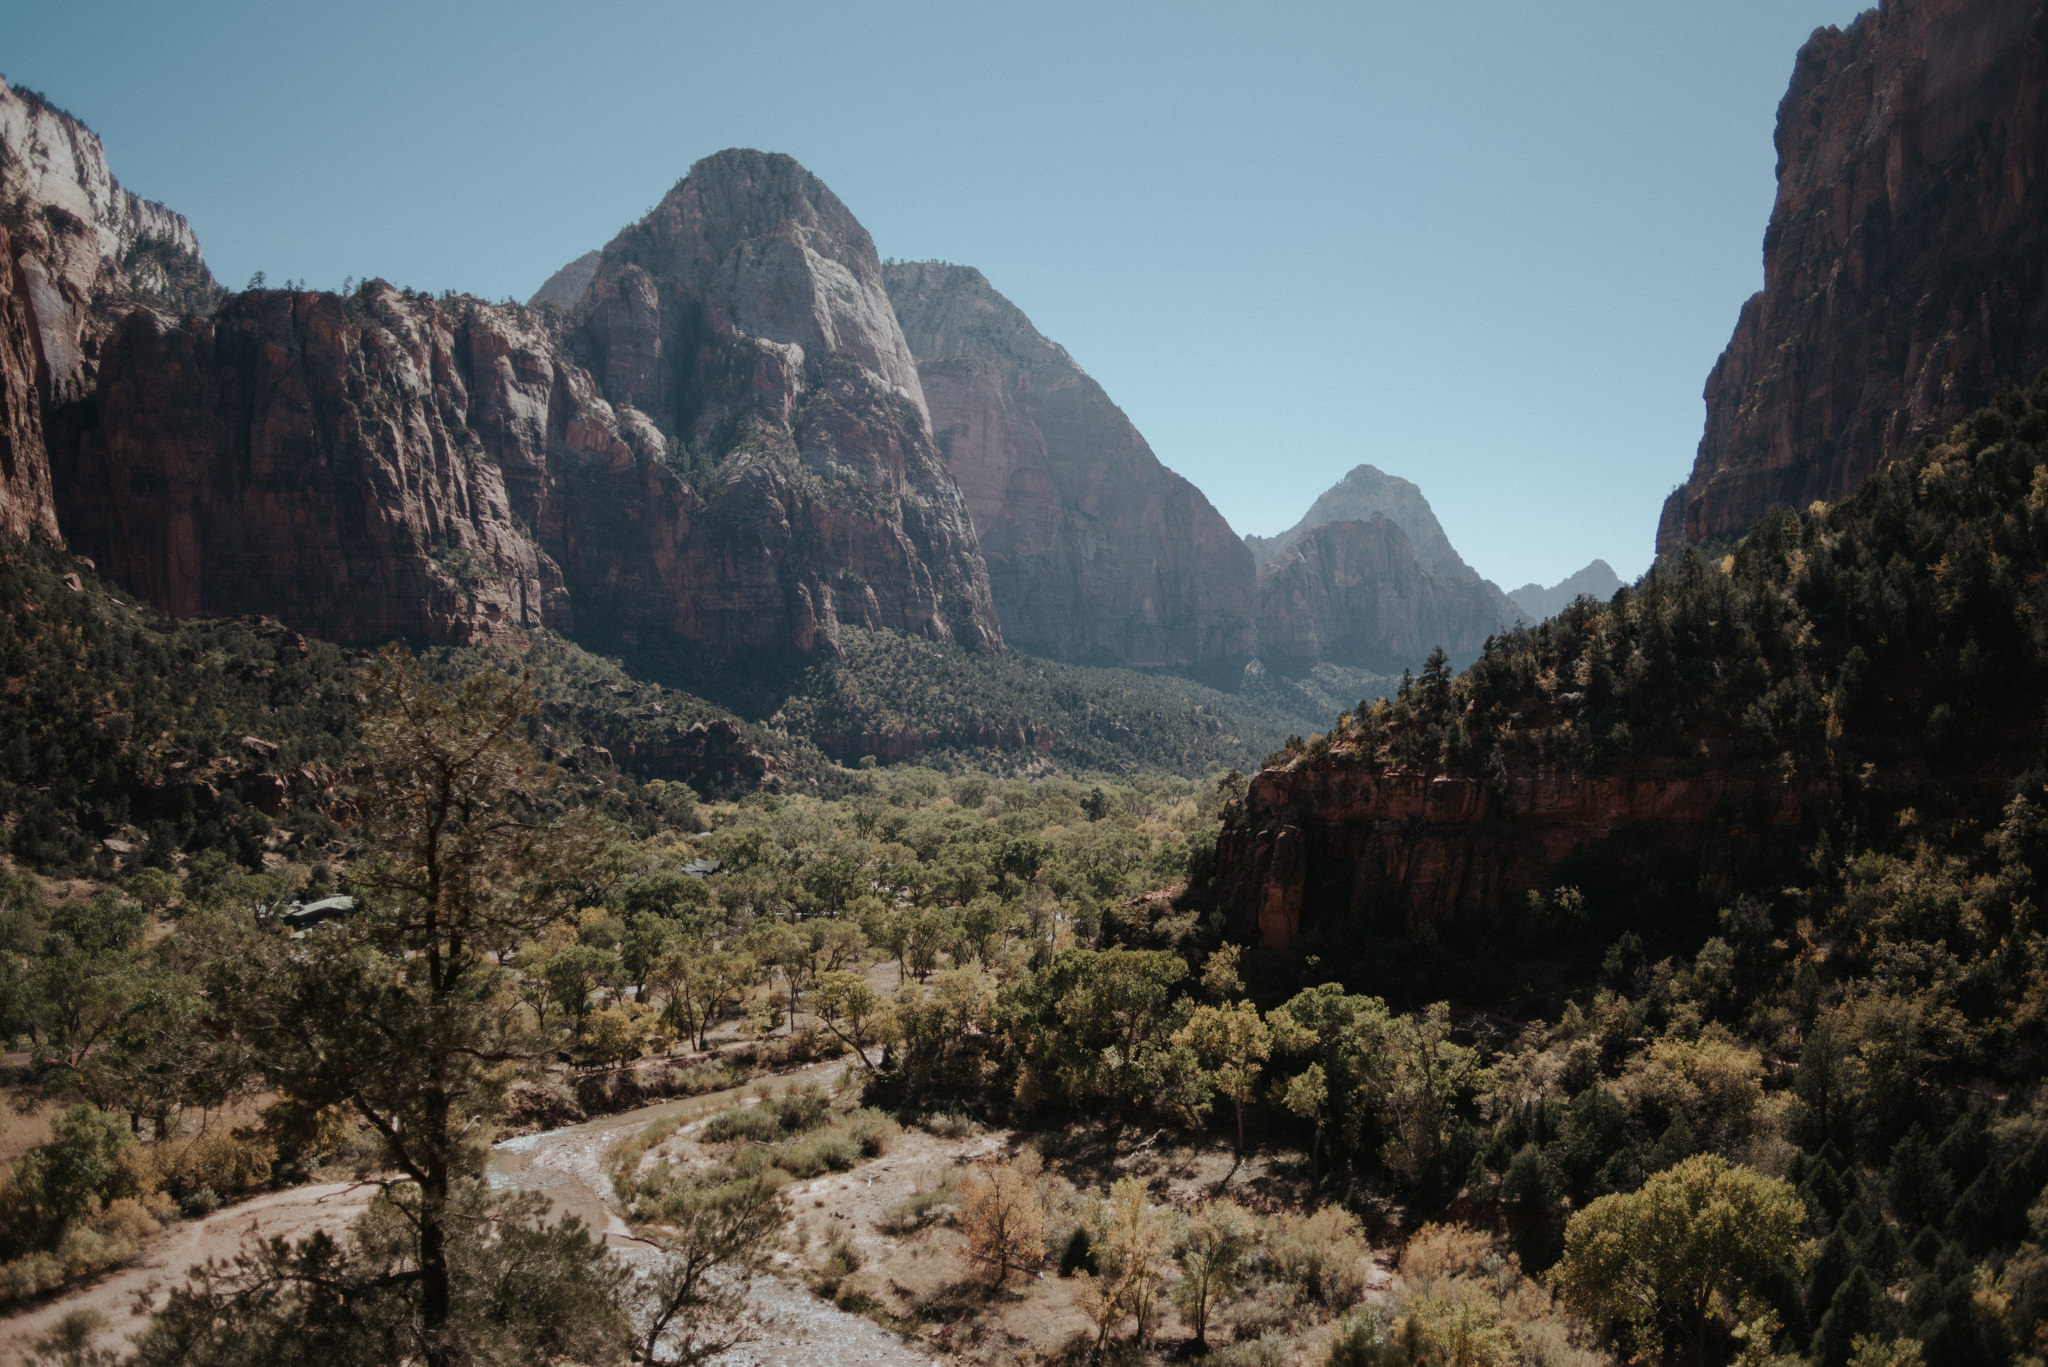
[1223,370,2048,951]
[1195,375,2048,1363]
[620,622,1399,777]
[0,539,813,878]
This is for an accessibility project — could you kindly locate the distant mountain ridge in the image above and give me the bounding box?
[1246,464,1521,667]
[1508,559,1623,623]
[1245,464,1479,580]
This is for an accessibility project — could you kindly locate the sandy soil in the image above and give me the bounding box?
[0,1180,378,1359]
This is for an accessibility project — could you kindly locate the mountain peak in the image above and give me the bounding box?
[1247,462,1475,581]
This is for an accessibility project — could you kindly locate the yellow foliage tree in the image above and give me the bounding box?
[1076,1175,1173,1357]
[958,1156,1046,1285]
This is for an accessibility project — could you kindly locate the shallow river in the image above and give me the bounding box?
[487,1066,937,1367]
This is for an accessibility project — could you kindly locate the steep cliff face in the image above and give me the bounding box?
[0,79,215,399]
[0,225,57,543]
[883,261,1256,670]
[568,150,998,657]
[1255,516,1513,670]
[1661,0,2048,552]
[1216,759,1835,950]
[0,79,216,547]
[57,285,578,644]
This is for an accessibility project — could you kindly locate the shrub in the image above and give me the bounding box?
[1261,1205,1370,1310]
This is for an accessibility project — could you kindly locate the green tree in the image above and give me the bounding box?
[1552,1154,1807,1365]
[1170,1198,1251,1347]
[1171,1000,1272,1174]
[184,649,606,1365]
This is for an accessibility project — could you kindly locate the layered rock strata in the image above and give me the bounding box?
[884,261,1256,670]
[1255,516,1514,670]
[57,286,578,644]
[1660,0,2048,551]
[1216,759,1835,951]
[566,150,999,656]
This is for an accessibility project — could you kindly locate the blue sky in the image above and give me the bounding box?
[7,0,1868,587]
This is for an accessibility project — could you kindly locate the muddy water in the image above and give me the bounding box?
[487,1064,936,1367]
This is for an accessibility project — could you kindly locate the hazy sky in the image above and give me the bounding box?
[8,0,1869,588]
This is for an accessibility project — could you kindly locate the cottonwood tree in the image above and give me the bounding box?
[810,970,893,1071]
[1172,1000,1272,1178]
[1170,1198,1252,1347]
[1076,1176,1173,1357]
[1551,1153,1806,1364]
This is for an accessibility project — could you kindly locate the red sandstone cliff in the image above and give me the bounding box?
[0,225,56,543]
[57,286,575,645]
[1216,758,1835,951]
[566,151,999,658]
[883,261,1257,671]
[1255,516,1516,671]
[1660,0,2048,552]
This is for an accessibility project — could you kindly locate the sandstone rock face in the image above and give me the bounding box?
[1216,758,1835,950]
[0,79,215,547]
[1661,0,2048,552]
[1507,558,1624,623]
[883,261,1256,670]
[0,225,57,543]
[567,150,998,657]
[57,285,576,644]
[1255,516,1516,670]
[0,79,214,399]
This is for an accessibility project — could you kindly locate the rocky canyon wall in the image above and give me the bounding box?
[1661,0,2048,551]
[0,77,216,546]
[884,261,1256,671]
[566,150,999,657]
[1216,758,1835,951]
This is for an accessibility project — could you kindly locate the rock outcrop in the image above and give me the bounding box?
[565,150,999,657]
[1255,516,1516,671]
[1660,0,2048,552]
[1216,758,1835,950]
[883,261,1257,671]
[1507,559,1624,623]
[0,224,56,543]
[57,286,577,644]
[0,78,216,546]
